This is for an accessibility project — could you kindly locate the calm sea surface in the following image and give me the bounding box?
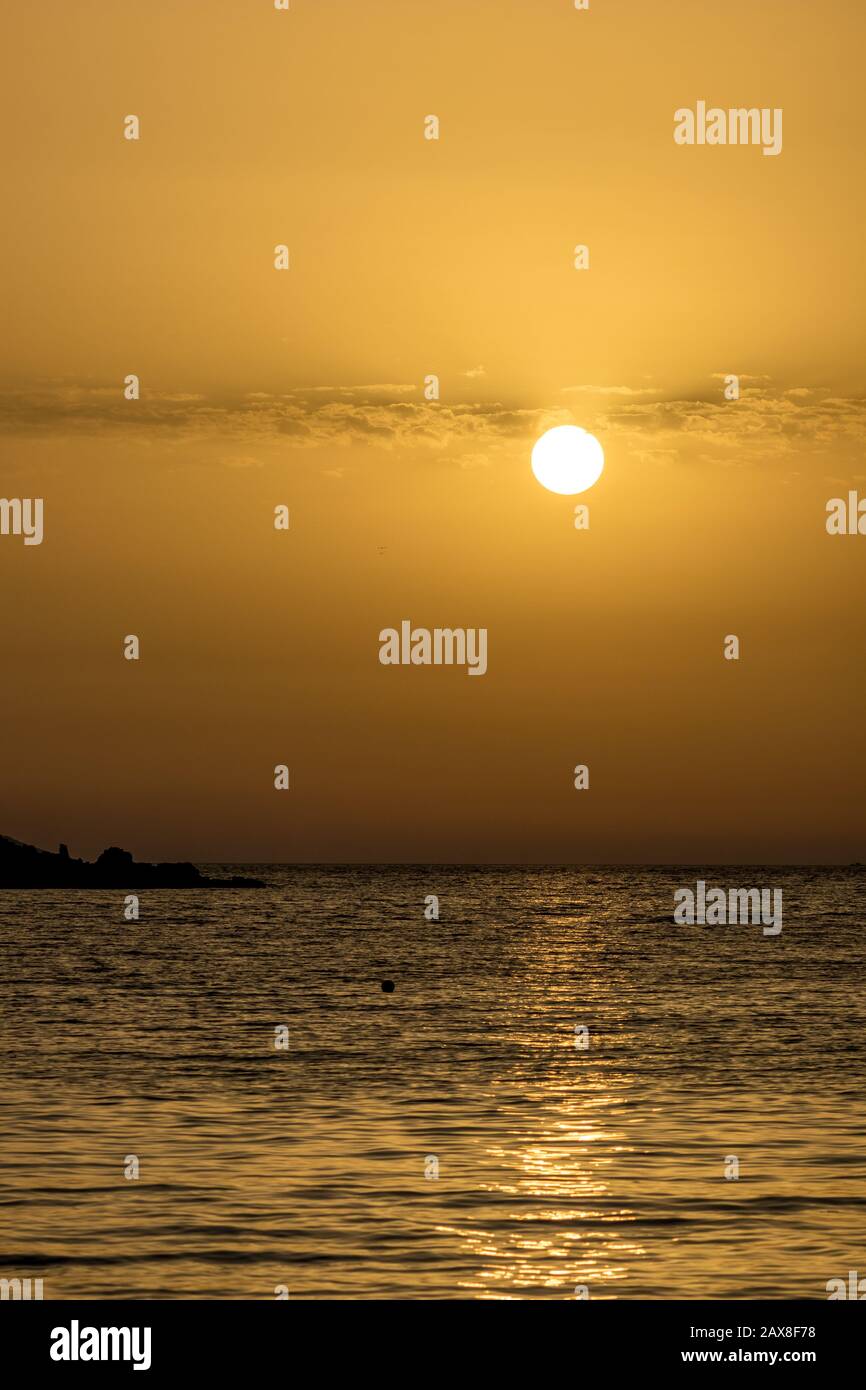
[1,866,864,1300]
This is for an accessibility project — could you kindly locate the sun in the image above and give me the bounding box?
[531,425,604,495]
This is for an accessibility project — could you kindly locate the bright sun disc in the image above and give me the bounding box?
[531,425,604,495]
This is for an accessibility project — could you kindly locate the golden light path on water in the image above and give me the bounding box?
[437,1091,645,1298]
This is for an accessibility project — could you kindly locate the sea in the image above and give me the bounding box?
[1,865,864,1300]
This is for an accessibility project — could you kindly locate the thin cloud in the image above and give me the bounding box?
[561,384,660,397]
[0,383,562,451]
[1,381,863,469]
[288,383,418,397]
[598,385,866,462]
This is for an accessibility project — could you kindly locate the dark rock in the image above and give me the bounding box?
[0,834,264,889]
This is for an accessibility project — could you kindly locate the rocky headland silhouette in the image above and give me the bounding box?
[0,835,263,888]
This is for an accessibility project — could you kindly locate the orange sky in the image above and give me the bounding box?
[0,0,863,862]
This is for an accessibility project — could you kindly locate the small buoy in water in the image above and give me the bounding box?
[381,980,395,994]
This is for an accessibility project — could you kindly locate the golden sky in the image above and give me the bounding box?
[0,0,864,862]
